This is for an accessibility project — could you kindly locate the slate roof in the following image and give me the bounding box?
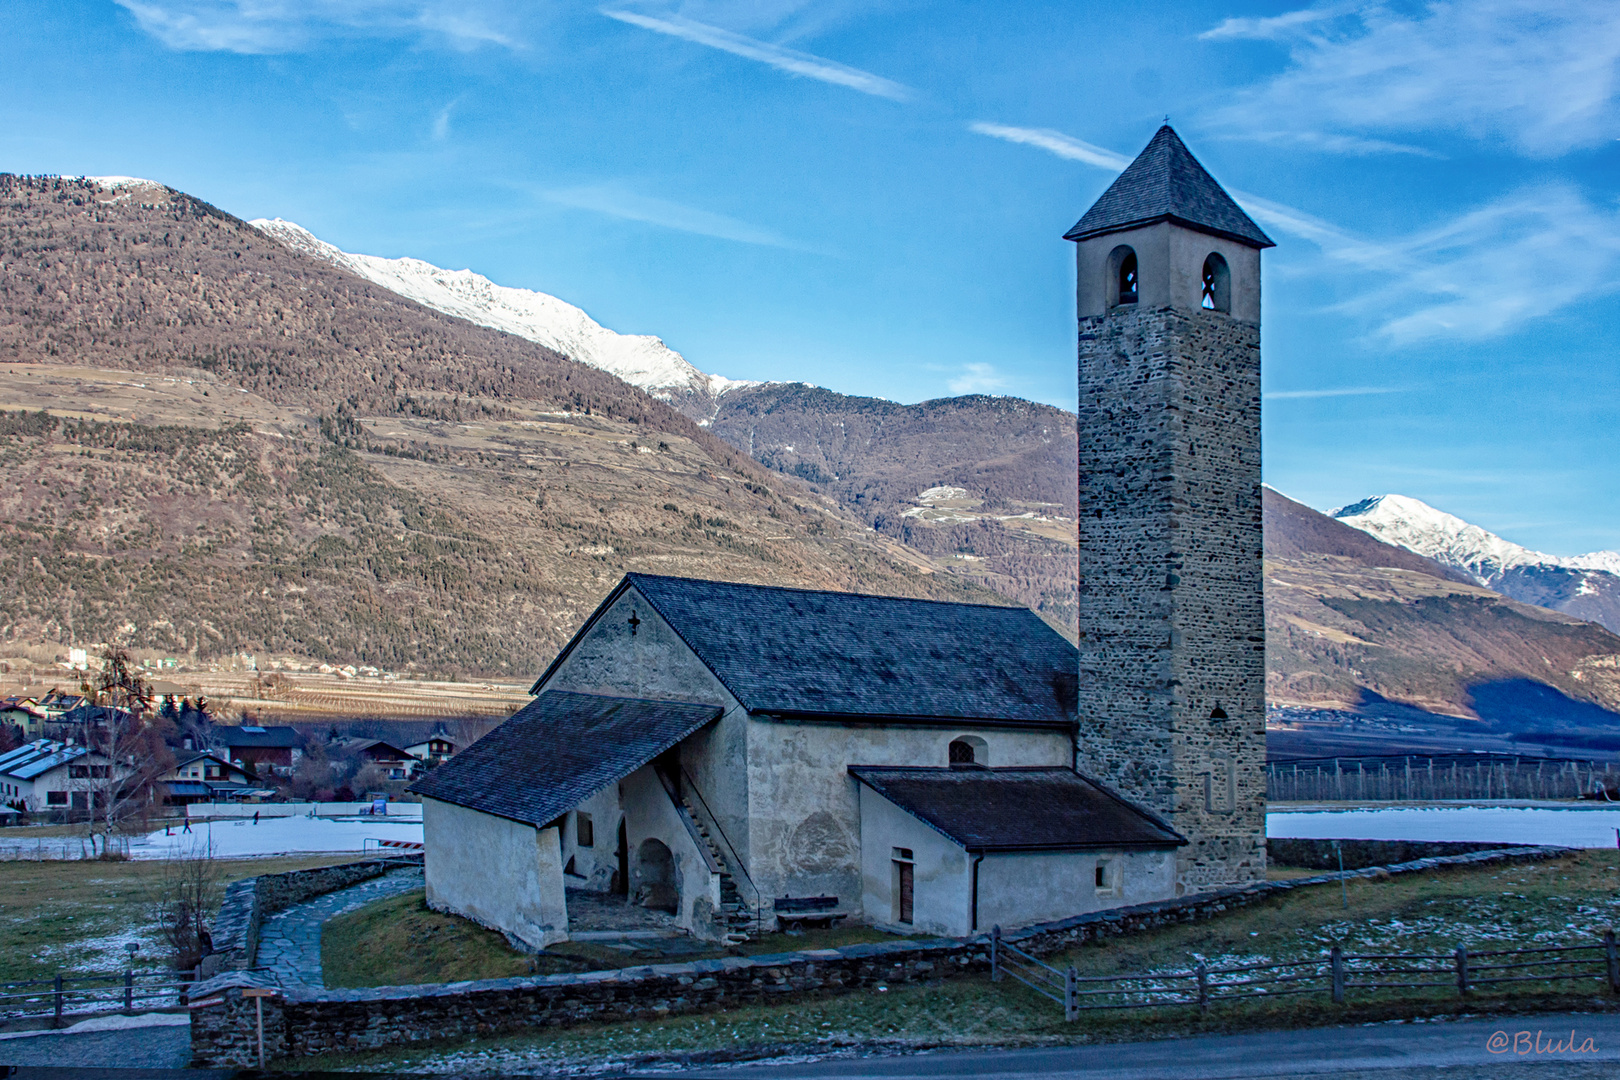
[410,691,722,827]
[849,767,1186,852]
[1064,125,1274,249]
[535,574,1079,728]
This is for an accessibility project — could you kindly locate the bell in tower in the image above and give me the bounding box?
[1066,125,1274,894]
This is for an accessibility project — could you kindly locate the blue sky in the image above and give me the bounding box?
[2,0,1618,556]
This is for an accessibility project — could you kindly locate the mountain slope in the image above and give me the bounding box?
[1263,488,1620,734]
[248,218,754,423]
[711,382,1079,628]
[1334,494,1620,634]
[0,174,1005,675]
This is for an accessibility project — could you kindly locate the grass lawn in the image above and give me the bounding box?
[291,852,1620,1074]
[0,854,359,983]
[322,889,907,988]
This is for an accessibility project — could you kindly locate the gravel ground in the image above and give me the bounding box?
[0,1024,192,1070]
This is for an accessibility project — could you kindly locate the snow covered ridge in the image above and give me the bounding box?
[248,218,758,418]
[1332,494,1620,579]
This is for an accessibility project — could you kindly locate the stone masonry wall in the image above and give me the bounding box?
[189,846,1566,1067]
[1074,301,1266,894]
[198,855,422,978]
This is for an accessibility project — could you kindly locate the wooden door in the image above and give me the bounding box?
[897,861,914,924]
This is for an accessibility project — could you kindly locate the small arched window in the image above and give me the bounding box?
[948,735,988,767]
[1201,253,1230,313]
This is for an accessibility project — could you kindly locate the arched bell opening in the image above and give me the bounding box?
[1201,252,1231,313]
[1107,245,1138,308]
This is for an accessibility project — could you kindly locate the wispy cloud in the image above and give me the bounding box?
[967,121,1620,346]
[967,123,1130,170]
[600,9,912,101]
[543,183,811,249]
[431,98,460,141]
[115,0,519,53]
[948,363,1008,395]
[1264,386,1401,400]
[1202,0,1620,158]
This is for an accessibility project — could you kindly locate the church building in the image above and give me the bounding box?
[413,124,1270,947]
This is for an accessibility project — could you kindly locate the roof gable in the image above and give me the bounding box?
[1064,125,1273,249]
[410,691,721,827]
[537,574,1078,728]
[850,766,1186,852]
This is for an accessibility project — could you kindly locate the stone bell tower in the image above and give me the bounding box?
[1067,125,1272,893]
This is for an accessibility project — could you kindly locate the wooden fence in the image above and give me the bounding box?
[0,969,191,1026]
[991,927,1620,1018]
[1266,754,1619,802]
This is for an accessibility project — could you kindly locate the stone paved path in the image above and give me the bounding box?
[255,866,423,988]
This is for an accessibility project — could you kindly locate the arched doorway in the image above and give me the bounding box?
[635,837,678,913]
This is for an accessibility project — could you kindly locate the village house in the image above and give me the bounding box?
[159,752,260,805]
[216,726,301,775]
[335,737,418,780]
[0,695,46,738]
[404,736,457,763]
[414,574,1186,946]
[0,738,129,812]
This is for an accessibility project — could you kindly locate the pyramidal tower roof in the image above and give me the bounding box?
[1064,125,1274,249]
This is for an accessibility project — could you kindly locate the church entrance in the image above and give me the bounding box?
[635,837,678,913]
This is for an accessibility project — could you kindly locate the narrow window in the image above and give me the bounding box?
[1201,253,1230,313]
[576,811,594,848]
[1094,859,1117,895]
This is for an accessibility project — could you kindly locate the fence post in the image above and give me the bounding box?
[53,974,63,1028]
[1065,966,1078,1022]
[1196,961,1209,1013]
[124,967,133,1013]
[1455,946,1469,997]
[1331,946,1345,1004]
[1606,930,1619,994]
[990,925,1001,982]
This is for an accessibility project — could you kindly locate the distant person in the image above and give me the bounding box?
[181,817,192,834]
[253,810,260,825]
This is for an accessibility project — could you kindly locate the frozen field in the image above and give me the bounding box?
[1267,805,1620,848]
[127,815,423,859]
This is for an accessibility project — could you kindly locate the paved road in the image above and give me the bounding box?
[255,865,423,988]
[0,1024,193,1072]
[662,1013,1620,1080]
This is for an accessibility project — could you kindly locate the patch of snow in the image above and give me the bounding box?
[83,176,166,192]
[916,486,971,503]
[1333,494,1620,584]
[128,815,421,860]
[1267,805,1620,848]
[0,1012,189,1040]
[248,219,757,410]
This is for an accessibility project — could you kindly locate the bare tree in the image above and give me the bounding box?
[150,841,221,970]
[75,647,175,856]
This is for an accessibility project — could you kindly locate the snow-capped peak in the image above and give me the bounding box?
[1333,494,1620,581]
[248,218,757,421]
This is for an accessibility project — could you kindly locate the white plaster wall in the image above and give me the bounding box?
[857,786,970,937]
[619,765,723,937]
[1074,221,1261,324]
[422,797,568,949]
[746,720,1071,911]
[558,783,623,892]
[977,848,1178,930]
[542,588,752,879]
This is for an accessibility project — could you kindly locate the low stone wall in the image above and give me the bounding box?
[199,855,423,978]
[189,845,1568,1066]
[1267,838,1520,871]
